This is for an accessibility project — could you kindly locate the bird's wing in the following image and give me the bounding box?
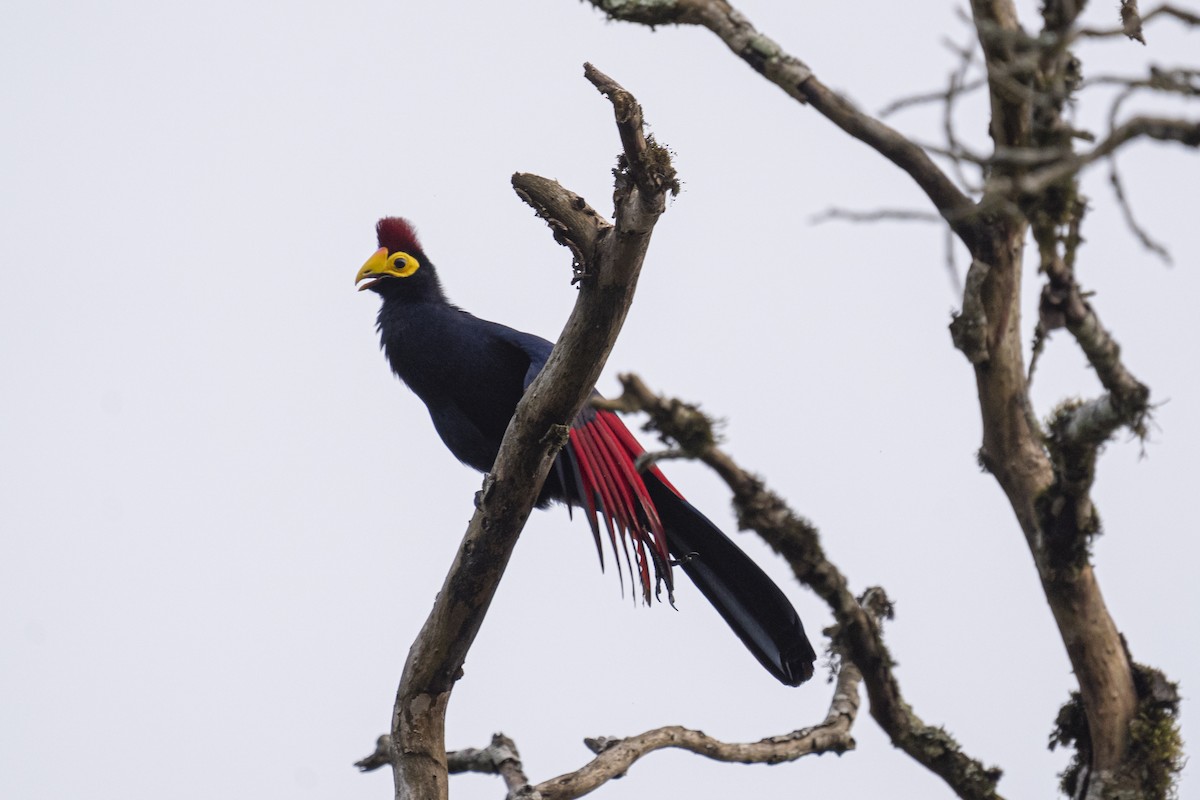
[490,325,814,684]
[563,406,676,603]
[489,325,674,602]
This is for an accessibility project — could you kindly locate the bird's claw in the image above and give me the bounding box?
[670,551,699,567]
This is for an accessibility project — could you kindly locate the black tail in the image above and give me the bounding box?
[645,475,816,686]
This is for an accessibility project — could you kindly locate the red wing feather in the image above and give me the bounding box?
[568,428,629,595]
[599,412,683,499]
[568,410,675,603]
[586,426,652,600]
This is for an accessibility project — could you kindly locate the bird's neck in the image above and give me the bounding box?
[376,299,465,396]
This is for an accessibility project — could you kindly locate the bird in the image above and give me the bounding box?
[356,217,816,686]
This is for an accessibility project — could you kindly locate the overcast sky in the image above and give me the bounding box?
[2,2,1197,799]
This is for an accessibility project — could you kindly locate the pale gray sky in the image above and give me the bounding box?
[2,2,1197,799]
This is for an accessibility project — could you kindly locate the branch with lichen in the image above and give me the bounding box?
[1077,2,1200,41]
[956,5,1179,796]
[576,2,1191,796]
[531,657,862,800]
[1004,116,1200,197]
[595,375,1006,800]
[359,733,533,796]
[360,656,864,800]
[585,0,981,249]
[1051,663,1184,800]
[1019,5,1152,583]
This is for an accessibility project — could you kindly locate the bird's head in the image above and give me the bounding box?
[355,217,442,300]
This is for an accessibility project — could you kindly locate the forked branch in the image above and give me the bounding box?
[362,658,864,800]
[384,65,676,800]
[586,0,981,247]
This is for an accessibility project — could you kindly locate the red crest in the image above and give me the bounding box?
[376,217,423,254]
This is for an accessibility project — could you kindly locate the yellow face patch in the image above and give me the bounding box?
[355,247,422,289]
[388,251,420,277]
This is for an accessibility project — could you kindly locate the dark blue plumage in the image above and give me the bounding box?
[357,217,816,686]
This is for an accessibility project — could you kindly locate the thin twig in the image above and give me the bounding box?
[1077,3,1200,40]
[987,115,1200,197]
[879,78,987,118]
[810,208,942,224]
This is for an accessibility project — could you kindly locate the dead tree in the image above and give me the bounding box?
[360,2,1195,798]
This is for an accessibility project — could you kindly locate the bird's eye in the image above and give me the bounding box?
[388,253,420,277]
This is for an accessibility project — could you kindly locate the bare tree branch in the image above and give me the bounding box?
[415,3,1193,797]
[596,375,1006,800]
[533,660,863,800]
[965,4,1162,794]
[1094,66,1200,262]
[950,259,992,364]
[1037,237,1151,554]
[1107,160,1172,262]
[809,208,942,224]
[360,734,538,797]
[1077,3,1200,40]
[932,34,989,193]
[1084,66,1200,94]
[362,656,863,800]
[355,735,395,774]
[586,0,982,249]
[1123,0,1148,44]
[386,65,676,800]
[810,207,962,291]
[450,734,534,796]
[1007,115,1200,195]
[969,0,1033,156]
[879,77,987,119]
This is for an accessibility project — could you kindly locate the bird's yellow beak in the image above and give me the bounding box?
[355,247,392,291]
[355,247,421,291]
